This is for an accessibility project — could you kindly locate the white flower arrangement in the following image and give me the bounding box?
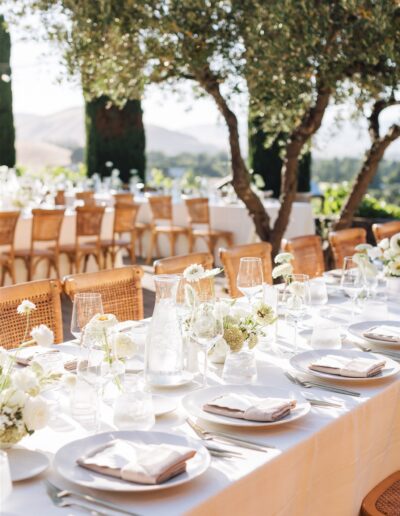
[272,252,294,280]
[353,233,400,278]
[221,301,276,353]
[183,264,222,282]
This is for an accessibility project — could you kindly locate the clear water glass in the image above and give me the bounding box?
[237,257,263,305]
[70,293,104,343]
[191,302,223,386]
[310,319,342,349]
[340,257,363,318]
[0,450,12,503]
[284,274,311,354]
[113,376,154,430]
[309,278,328,305]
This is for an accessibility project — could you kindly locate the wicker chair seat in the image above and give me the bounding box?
[153,225,188,233]
[192,228,232,238]
[15,247,55,258]
[361,471,400,516]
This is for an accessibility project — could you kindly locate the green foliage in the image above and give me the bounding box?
[85,96,145,182]
[318,182,400,219]
[0,15,16,167]
[147,151,229,178]
[17,164,86,183]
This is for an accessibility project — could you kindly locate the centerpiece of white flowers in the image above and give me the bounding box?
[272,252,294,281]
[0,300,60,447]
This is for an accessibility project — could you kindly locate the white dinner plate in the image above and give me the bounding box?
[348,320,400,348]
[152,395,178,416]
[149,371,194,388]
[54,430,210,492]
[7,448,49,481]
[290,349,400,382]
[182,384,310,428]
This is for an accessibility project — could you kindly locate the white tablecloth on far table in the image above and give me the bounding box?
[4,294,400,516]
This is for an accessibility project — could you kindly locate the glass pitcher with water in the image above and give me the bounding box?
[145,275,183,386]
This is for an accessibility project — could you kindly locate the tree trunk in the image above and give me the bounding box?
[271,87,331,255]
[199,74,272,242]
[0,16,16,167]
[333,124,400,230]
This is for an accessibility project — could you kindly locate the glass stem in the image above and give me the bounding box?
[203,349,208,387]
[293,320,298,354]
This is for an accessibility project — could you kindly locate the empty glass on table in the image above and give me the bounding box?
[237,257,264,305]
[340,257,364,318]
[70,293,104,344]
[283,274,311,354]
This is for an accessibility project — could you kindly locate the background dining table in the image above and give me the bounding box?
[3,291,400,516]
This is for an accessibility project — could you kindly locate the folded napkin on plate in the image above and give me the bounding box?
[203,394,296,422]
[309,354,385,377]
[77,439,196,485]
[363,325,400,344]
[12,346,77,371]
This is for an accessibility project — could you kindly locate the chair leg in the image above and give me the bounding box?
[188,231,194,253]
[146,231,157,265]
[1,265,5,286]
[226,234,234,247]
[46,259,52,278]
[168,233,175,257]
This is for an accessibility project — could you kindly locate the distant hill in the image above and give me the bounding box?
[14,107,222,169]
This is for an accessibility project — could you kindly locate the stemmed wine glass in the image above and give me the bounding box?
[190,302,223,387]
[70,293,103,344]
[284,274,311,354]
[237,257,264,305]
[340,257,364,318]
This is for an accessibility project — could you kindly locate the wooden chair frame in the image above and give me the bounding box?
[328,227,367,268]
[0,210,20,286]
[0,279,63,349]
[282,234,325,278]
[102,203,140,266]
[372,220,400,244]
[219,242,273,297]
[63,265,144,321]
[154,252,214,275]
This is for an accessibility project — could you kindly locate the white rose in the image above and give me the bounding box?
[274,252,293,264]
[1,388,27,407]
[23,396,50,431]
[378,238,390,250]
[87,313,118,333]
[389,233,400,254]
[113,333,137,359]
[17,299,36,315]
[272,262,293,279]
[30,325,54,347]
[12,368,39,395]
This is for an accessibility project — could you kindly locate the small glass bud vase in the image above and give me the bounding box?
[222,340,257,384]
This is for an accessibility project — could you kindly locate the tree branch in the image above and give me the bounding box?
[368,98,400,142]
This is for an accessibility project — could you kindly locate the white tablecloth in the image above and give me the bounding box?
[4,294,400,516]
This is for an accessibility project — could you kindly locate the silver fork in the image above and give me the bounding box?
[352,342,400,360]
[46,481,109,515]
[186,418,274,452]
[285,371,360,397]
[283,372,343,407]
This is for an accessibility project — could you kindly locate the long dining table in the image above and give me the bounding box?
[4,288,400,516]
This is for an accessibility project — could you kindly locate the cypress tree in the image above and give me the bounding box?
[0,16,16,167]
[85,96,146,183]
[248,115,312,198]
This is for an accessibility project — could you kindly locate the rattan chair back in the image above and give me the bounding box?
[76,191,95,205]
[31,209,65,243]
[76,205,105,238]
[328,227,367,268]
[114,204,140,234]
[0,279,63,349]
[372,221,400,243]
[219,242,273,297]
[55,190,65,206]
[154,252,214,275]
[63,266,144,321]
[148,196,173,223]
[185,198,210,225]
[114,193,135,206]
[282,235,325,278]
[0,211,19,246]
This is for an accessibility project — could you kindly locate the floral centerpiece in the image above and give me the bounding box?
[0,300,60,447]
[272,252,294,281]
[220,300,276,384]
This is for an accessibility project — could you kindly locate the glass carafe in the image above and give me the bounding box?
[145,275,183,386]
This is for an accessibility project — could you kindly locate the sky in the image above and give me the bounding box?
[8,20,400,159]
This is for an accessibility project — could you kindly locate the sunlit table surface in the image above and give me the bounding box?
[4,291,400,516]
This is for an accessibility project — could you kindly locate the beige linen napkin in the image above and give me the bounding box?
[203,394,296,422]
[363,325,400,344]
[309,354,385,377]
[77,439,196,485]
[12,346,77,371]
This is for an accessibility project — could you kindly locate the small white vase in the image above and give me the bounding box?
[222,344,257,384]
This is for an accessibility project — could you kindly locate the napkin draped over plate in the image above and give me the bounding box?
[363,325,400,344]
[203,394,296,422]
[77,439,196,485]
[309,354,386,377]
[12,346,77,371]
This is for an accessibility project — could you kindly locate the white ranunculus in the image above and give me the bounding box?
[17,299,36,315]
[23,396,49,431]
[1,388,27,407]
[183,264,205,282]
[272,262,293,279]
[378,238,390,250]
[30,325,54,347]
[86,313,118,334]
[12,368,39,395]
[113,332,137,359]
[388,260,400,277]
[274,252,293,264]
[389,233,400,254]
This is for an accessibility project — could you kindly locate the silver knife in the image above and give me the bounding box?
[46,480,140,516]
